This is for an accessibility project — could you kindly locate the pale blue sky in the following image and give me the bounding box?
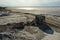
[0,0,60,7]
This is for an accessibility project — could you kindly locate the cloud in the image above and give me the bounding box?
[40,1,60,6]
[0,0,60,7]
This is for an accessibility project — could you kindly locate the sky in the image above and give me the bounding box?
[0,0,60,7]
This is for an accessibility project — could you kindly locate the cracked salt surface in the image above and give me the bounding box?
[42,31,60,40]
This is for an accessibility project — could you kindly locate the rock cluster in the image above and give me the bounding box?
[0,13,45,40]
[0,12,60,40]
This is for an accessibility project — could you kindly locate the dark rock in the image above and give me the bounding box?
[27,15,54,34]
[0,13,10,17]
[35,15,54,34]
[0,34,14,40]
[12,22,25,30]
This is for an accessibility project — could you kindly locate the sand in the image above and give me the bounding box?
[42,31,60,40]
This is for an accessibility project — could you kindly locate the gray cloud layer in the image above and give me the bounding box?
[0,0,60,7]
